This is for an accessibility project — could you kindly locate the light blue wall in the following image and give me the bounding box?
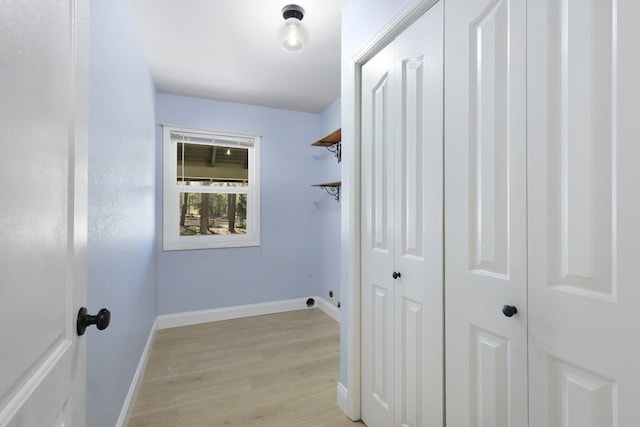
[316,98,342,305]
[156,94,322,315]
[340,0,421,389]
[319,98,341,136]
[88,0,157,426]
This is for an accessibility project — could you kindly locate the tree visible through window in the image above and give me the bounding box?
[179,192,247,236]
[163,125,260,250]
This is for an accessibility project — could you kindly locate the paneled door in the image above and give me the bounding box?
[444,0,528,425]
[0,0,89,425]
[361,3,444,426]
[361,39,395,427]
[527,0,640,425]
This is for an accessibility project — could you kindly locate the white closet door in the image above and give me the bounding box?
[393,4,443,426]
[444,0,527,425]
[361,41,396,427]
[361,4,444,426]
[527,0,640,425]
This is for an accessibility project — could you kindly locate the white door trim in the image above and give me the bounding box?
[343,0,440,420]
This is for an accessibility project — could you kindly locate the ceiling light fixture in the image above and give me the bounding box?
[277,4,309,53]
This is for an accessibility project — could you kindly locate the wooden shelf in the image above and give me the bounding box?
[311,128,341,147]
[311,181,341,201]
[311,181,341,187]
[311,128,341,162]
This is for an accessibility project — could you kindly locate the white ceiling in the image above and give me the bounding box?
[131,0,347,114]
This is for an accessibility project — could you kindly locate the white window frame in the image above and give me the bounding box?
[162,124,261,250]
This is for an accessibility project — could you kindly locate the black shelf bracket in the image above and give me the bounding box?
[320,184,340,201]
[324,142,341,163]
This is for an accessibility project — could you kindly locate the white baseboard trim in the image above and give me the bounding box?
[157,297,322,330]
[337,382,348,415]
[317,296,340,323]
[116,317,158,427]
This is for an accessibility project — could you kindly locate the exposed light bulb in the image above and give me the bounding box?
[226,148,231,155]
[277,5,309,53]
[279,19,308,52]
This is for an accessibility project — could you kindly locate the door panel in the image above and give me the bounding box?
[371,284,393,411]
[470,326,509,427]
[547,357,615,427]
[543,0,614,298]
[445,0,527,424]
[398,298,424,427]
[469,0,511,279]
[528,0,640,425]
[0,0,88,425]
[399,57,425,259]
[371,70,393,254]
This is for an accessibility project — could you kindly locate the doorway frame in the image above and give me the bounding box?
[342,0,441,419]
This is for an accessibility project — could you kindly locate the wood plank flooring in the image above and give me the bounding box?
[128,309,364,427]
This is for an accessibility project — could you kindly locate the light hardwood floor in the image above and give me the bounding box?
[128,309,364,427]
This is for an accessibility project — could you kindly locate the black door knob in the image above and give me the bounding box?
[392,271,401,279]
[502,305,518,317]
[77,307,111,336]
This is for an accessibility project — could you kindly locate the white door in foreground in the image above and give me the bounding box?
[528,0,640,424]
[0,0,89,425]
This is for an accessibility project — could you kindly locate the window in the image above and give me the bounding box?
[163,125,260,250]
